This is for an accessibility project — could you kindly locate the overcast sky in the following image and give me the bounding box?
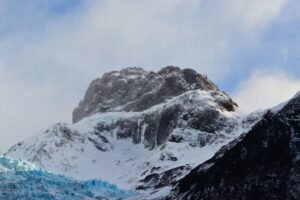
[0,0,300,151]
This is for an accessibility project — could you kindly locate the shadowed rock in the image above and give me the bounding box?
[167,93,300,200]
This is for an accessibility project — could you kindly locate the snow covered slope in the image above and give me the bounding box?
[6,66,262,198]
[7,90,260,190]
[0,155,134,200]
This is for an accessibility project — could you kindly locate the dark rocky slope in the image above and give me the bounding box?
[168,93,300,200]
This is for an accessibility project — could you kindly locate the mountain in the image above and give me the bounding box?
[167,92,300,200]
[0,155,134,200]
[4,66,300,199]
[6,66,261,197]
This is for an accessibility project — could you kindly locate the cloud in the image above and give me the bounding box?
[226,0,288,30]
[233,69,300,112]
[0,0,290,80]
[0,0,290,150]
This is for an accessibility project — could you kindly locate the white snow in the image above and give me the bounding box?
[6,89,261,196]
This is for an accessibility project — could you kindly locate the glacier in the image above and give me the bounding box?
[0,155,135,200]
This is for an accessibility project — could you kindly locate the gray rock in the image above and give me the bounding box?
[72,66,229,123]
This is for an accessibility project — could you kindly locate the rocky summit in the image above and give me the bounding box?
[72,66,236,123]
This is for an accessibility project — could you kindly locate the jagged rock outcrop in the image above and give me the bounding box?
[72,66,236,123]
[167,93,300,200]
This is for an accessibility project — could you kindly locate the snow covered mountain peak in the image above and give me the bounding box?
[72,66,233,123]
[3,66,300,199]
[6,66,261,198]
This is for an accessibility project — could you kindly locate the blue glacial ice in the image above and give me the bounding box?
[0,155,135,200]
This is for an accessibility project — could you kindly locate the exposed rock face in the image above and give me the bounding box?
[72,66,234,123]
[167,93,300,200]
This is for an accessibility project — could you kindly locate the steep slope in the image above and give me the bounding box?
[6,66,260,197]
[167,92,300,200]
[0,155,134,200]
